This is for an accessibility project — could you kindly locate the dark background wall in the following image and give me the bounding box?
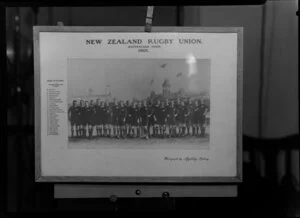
[5,2,299,214]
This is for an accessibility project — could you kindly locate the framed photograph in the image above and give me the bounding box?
[34,26,243,183]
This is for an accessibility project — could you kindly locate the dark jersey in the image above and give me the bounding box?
[194,104,208,124]
[86,106,94,121]
[183,105,191,121]
[166,105,175,118]
[81,106,89,123]
[183,106,190,117]
[148,105,157,125]
[118,106,127,125]
[126,106,134,124]
[196,104,208,116]
[188,103,195,116]
[175,105,184,122]
[95,105,101,120]
[140,106,149,126]
[98,106,106,124]
[156,106,166,124]
[92,105,97,115]
[90,105,97,124]
[140,106,148,118]
[77,106,85,124]
[112,105,119,124]
[137,106,142,119]
[78,106,84,122]
[68,105,78,122]
[140,106,148,117]
[105,105,112,124]
[153,104,160,120]
[132,107,140,125]
[166,105,176,125]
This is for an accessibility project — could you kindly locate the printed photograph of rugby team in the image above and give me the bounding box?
[67,57,210,147]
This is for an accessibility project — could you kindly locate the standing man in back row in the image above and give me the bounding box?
[140,100,149,139]
[85,100,94,139]
[118,101,127,138]
[195,99,209,137]
[166,100,176,138]
[95,98,101,137]
[104,101,111,137]
[147,100,156,138]
[186,98,194,136]
[125,100,132,137]
[68,100,78,138]
[131,102,139,138]
[111,100,119,138]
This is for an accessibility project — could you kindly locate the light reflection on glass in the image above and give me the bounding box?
[186,53,199,93]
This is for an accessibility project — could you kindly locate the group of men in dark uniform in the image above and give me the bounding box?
[68,98,209,139]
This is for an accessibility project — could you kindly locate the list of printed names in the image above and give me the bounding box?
[46,80,65,135]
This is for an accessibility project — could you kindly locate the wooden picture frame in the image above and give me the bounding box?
[34,26,243,183]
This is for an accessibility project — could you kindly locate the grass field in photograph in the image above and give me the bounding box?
[68,135,209,150]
